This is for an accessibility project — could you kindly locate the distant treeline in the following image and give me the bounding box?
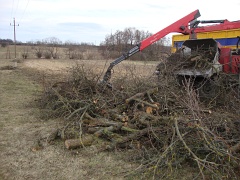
[1,27,171,61]
[0,39,14,47]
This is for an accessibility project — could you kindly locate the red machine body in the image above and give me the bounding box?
[219,48,240,74]
[194,20,240,33]
[102,9,240,84]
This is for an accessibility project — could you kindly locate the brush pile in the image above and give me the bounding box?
[40,58,240,179]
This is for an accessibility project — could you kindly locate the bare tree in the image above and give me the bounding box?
[43,37,62,59]
[100,27,171,61]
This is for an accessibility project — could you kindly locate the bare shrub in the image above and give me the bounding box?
[32,41,44,58]
[84,50,100,60]
[44,51,51,59]
[21,47,29,59]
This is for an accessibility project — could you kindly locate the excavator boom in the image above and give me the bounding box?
[101,9,201,84]
[140,9,200,50]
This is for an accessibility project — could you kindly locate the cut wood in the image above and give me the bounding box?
[189,55,202,62]
[65,135,95,149]
[94,124,122,137]
[108,127,162,150]
[83,117,122,127]
[126,93,144,104]
[125,87,158,104]
[132,98,159,109]
[145,106,153,114]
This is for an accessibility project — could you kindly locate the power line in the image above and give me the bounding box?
[19,0,31,23]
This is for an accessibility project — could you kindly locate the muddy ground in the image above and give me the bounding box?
[0,59,159,180]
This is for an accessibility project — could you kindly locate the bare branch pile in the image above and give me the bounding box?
[40,62,240,179]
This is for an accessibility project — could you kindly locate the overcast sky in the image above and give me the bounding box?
[1,0,240,45]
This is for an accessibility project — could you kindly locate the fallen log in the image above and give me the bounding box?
[125,87,158,104]
[105,127,162,150]
[94,124,122,137]
[65,135,95,149]
[83,114,124,127]
[132,98,159,109]
[87,127,101,134]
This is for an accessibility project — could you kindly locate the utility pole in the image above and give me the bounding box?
[10,18,19,60]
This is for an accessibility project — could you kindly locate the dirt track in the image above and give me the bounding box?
[0,59,137,180]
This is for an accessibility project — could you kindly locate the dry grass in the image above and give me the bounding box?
[0,58,144,180]
[23,59,158,74]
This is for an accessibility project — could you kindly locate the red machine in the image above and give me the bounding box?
[102,9,240,88]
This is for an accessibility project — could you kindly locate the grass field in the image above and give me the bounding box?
[0,57,161,180]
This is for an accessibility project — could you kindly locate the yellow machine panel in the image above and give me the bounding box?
[171,29,240,52]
